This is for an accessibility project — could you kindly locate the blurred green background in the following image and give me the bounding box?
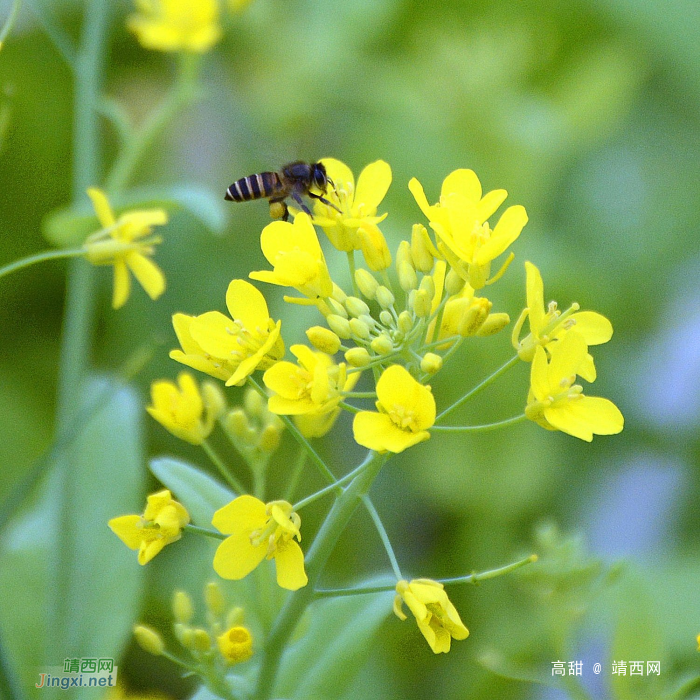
[1,0,700,698]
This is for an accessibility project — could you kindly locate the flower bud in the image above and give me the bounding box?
[243,388,264,418]
[420,352,443,374]
[370,333,394,355]
[202,382,226,423]
[326,314,352,339]
[358,223,392,271]
[398,261,417,292]
[192,628,212,652]
[396,240,412,269]
[412,289,432,318]
[375,285,395,309]
[259,423,282,453]
[419,275,435,300]
[224,408,249,438]
[306,326,342,355]
[379,310,394,326]
[173,623,190,646]
[345,347,372,367]
[133,625,165,656]
[349,318,371,340]
[445,268,466,296]
[331,283,347,304]
[205,581,226,616]
[411,224,436,273]
[345,296,370,318]
[477,312,510,337]
[173,590,194,624]
[355,268,379,300]
[326,298,348,318]
[226,606,245,628]
[398,311,413,334]
[217,626,253,665]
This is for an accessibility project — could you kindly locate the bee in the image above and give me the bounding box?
[224,161,340,221]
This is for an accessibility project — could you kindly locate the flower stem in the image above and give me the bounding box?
[346,250,360,296]
[361,496,402,579]
[282,448,307,502]
[202,440,246,495]
[24,0,76,68]
[293,459,371,511]
[184,524,226,541]
[314,554,538,597]
[0,248,85,281]
[255,451,386,699]
[432,413,526,433]
[436,355,520,422]
[105,53,201,193]
[0,0,21,48]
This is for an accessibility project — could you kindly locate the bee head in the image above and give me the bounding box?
[312,163,330,191]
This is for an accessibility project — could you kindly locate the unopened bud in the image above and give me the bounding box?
[349,318,371,340]
[326,314,352,339]
[331,283,347,304]
[396,240,412,269]
[355,269,379,300]
[192,628,212,652]
[445,268,466,296]
[345,347,372,367]
[345,296,370,318]
[398,311,413,334]
[457,303,489,337]
[202,382,226,422]
[477,312,510,337]
[226,606,245,628]
[398,261,417,292]
[411,224,436,273]
[379,310,393,326]
[358,224,392,271]
[420,353,443,374]
[412,289,432,318]
[375,286,395,309]
[370,334,393,355]
[306,326,341,354]
[243,388,264,418]
[259,423,282,453]
[133,625,165,656]
[224,408,249,438]
[326,298,348,318]
[173,590,194,624]
[419,275,435,300]
[205,581,226,616]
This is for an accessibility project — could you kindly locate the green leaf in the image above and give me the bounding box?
[610,567,666,700]
[274,584,394,700]
[150,456,234,527]
[42,184,227,247]
[22,375,145,700]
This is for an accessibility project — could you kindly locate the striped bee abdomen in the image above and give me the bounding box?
[225,172,282,202]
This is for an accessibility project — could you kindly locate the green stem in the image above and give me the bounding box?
[339,401,361,414]
[105,53,201,193]
[436,355,520,422]
[293,459,371,511]
[314,555,538,597]
[0,0,21,47]
[202,440,246,495]
[673,675,700,699]
[342,391,377,399]
[24,0,76,68]
[361,496,402,579]
[0,248,85,281]
[184,524,226,541]
[282,448,307,502]
[346,250,360,296]
[255,451,386,699]
[432,413,526,433]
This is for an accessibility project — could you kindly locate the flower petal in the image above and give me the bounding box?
[441,169,481,203]
[125,252,166,300]
[212,495,267,535]
[274,539,308,590]
[226,279,270,332]
[354,160,392,213]
[112,260,131,309]
[213,532,267,580]
[87,187,116,228]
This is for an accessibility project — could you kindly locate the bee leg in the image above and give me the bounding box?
[290,190,312,216]
[269,198,289,221]
[309,191,342,213]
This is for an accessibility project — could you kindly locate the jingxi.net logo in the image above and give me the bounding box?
[36,658,117,690]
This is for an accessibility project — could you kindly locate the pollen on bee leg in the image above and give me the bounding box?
[269,202,286,219]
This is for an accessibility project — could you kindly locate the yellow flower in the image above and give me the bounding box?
[212,496,308,591]
[513,261,613,381]
[146,372,225,444]
[109,490,189,565]
[353,365,435,453]
[525,331,624,441]
[170,279,284,387]
[393,579,469,654]
[84,188,167,309]
[217,626,253,665]
[263,344,359,415]
[313,158,392,269]
[128,0,221,53]
[249,213,333,301]
[697,633,700,651]
[409,169,527,289]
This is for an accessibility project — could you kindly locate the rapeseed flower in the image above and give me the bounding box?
[170,280,284,387]
[84,188,167,309]
[147,372,225,444]
[353,365,435,453]
[394,578,469,654]
[409,169,527,289]
[525,331,623,441]
[109,490,189,564]
[217,626,253,665]
[313,158,392,270]
[212,496,308,590]
[249,213,333,302]
[128,0,221,53]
